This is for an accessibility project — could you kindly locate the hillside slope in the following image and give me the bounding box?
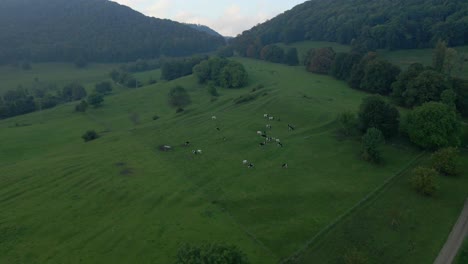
[232,0,468,54]
[186,23,224,38]
[0,60,421,263]
[0,0,225,63]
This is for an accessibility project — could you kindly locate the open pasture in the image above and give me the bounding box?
[0,58,462,263]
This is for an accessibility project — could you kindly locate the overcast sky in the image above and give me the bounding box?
[112,0,306,36]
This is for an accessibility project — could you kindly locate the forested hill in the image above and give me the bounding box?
[186,24,224,38]
[232,0,468,54]
[0,0,225,64]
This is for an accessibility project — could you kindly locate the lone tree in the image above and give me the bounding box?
[82,130,99,142]
[411,167,438,196]
[361,127,385,163]
[176,243,250,264]
[405,102,462,150]
[358,96,400,139]
[431,147,459,176]
[219,61,249,88]
[88,93,104,107]
[168,86,191,111]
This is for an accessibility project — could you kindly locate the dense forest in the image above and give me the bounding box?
[232,0,468,55]
[0,0,225,64]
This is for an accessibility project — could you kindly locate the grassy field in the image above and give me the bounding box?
[293,151,468,264]
[0,63,117,94]
[0,58,428,263]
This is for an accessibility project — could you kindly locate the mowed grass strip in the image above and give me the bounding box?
[1,58,421,262]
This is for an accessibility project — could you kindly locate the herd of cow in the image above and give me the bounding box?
[161,113,296,169]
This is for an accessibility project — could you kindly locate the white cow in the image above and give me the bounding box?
[243,160,248,165]
[257,131,263,135]
[212,116,217,120]
[264,114,269,118]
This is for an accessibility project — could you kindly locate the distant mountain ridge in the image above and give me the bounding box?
[232,0,468,55]
[185,23,224,38]
[0,0,225,63]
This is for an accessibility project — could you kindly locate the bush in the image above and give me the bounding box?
[208,84,219,97]
[88,93,104,107]
[75,100,88,112]
[411,167,438,196]
[431,147,459,176]
[94,81,113,94]
[405,102,462,149]
[82,130,99,142]
[338,111,357,136]
[176,243,249,264]
[361,128,384,163]
[168,86,191,109]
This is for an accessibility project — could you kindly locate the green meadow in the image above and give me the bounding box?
[0,63,117,94]
[294,151,468,264]
[0,57,466,263]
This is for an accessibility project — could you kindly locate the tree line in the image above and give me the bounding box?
[305,41,468,118]
[0,80,113,120]
[334,41,465,164]
[231,0,468,54]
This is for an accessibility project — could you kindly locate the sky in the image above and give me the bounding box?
[111,0,306,37]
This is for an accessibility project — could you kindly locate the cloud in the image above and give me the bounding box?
[174,4,273,36]
[146,0,173,18]
[111,0,303,36]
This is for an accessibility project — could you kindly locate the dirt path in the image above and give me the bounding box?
[434,199,468,264]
